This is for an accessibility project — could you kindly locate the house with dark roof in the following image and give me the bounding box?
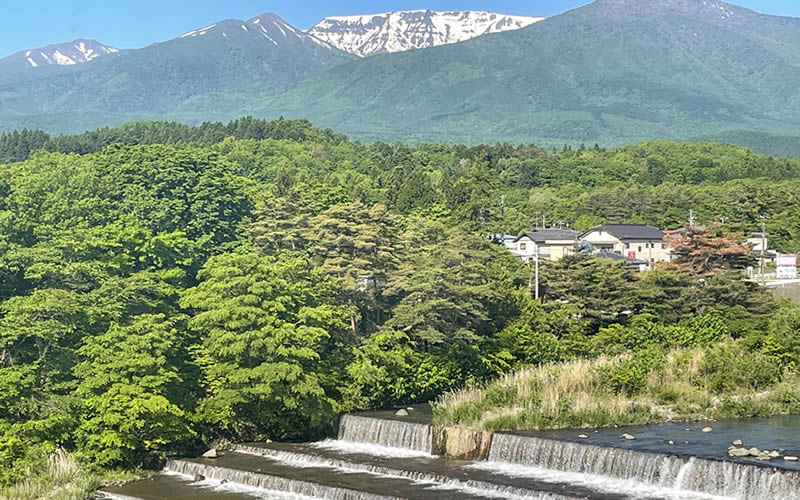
[512,229,581,262]
[579,224,670,263]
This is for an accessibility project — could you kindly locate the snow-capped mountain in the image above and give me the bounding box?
[174,12,339,53]
[307,10,544,57]
[0,39,118,70]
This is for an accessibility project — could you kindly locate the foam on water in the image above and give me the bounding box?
[312,438,434,458]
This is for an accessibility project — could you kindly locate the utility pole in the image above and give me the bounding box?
[534,242,540,300]
[689,209,695,227]
[760,220,766,287]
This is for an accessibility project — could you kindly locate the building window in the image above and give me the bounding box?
[661,243,666,249]
[625,243,630,249]
[638,246,642,252]
[519,243,527,251]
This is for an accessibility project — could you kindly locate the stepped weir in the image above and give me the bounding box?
[102,409,800,500]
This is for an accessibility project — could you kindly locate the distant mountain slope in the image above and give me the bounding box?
[6,0,800,155]
[253,0,800,146]
[0,39,119,70]
[307,10,543,57]
[0,13,353,132]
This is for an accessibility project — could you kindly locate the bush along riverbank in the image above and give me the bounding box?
[0,449,144,500]
[434,342,800,432]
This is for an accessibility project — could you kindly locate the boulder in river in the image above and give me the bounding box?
[732,439,743,446]
[202,449,218,458]
[621,433,635,440]
[784,456,799,461]
[395,409,409,416]
[193,474,205,481]
[702,427,713,433]
[770,451,781,458]
[578,434,588,439]
[434,426,493,460]
[729,448,751,457]
[748,447,761,456]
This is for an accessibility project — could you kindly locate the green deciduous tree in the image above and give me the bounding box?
[74,314,193,468]
[181,251,351,440]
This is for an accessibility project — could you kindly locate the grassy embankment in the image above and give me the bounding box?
[434,343,800,431]
[0,449,142,500]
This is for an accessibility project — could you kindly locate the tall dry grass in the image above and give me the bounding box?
[433,346,800,432]
[0,448,100,500]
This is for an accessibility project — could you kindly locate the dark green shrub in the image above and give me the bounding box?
[701,342,782,392]
[666,309,728,347]
[602,348,665,396]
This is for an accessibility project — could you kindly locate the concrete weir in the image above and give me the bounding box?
[104,408,800,500]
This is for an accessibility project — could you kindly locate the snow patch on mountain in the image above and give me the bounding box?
[181,24,217,38]
[0,39,119,70]
[308,10,544,57]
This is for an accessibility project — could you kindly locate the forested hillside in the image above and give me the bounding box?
[1,118,800,495]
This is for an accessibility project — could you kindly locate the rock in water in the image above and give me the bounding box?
[729,448,750,457]
[784,456,799,461]
[621,433,635,440]
[732,439,743,446]
[668,440,674,445]
[702,427,713,433]
[202,449,218,458]
[395,409,409,416]
[193,474,205,481]
[748,447,761,456]
[770,451,781,458]
[407,407,414,411]
[578,434,588,439]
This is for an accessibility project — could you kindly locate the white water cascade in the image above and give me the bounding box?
[337,414,433,453]
[480,433,800,500]
[232,443,566,499]
[165,459,399,500]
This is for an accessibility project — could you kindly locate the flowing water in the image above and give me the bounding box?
[103,408,800,500]
[476,433,800,499]
[337,414,433,453]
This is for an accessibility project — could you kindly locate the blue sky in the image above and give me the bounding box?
[2,0,800,56]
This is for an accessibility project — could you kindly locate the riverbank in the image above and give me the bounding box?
[433,345,800,432]
[0,449,144,500]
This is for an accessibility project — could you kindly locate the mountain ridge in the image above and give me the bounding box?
[0,39,119,74]
[3,0,800,156]
[307,10,543,57]
[0,12,352,124]
[251,0,800,146]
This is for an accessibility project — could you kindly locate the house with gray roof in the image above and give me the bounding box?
[512,229,581,262]
[580,224,670,263]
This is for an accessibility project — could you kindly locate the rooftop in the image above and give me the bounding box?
[582,224,665,241]
[515,229,581,243]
